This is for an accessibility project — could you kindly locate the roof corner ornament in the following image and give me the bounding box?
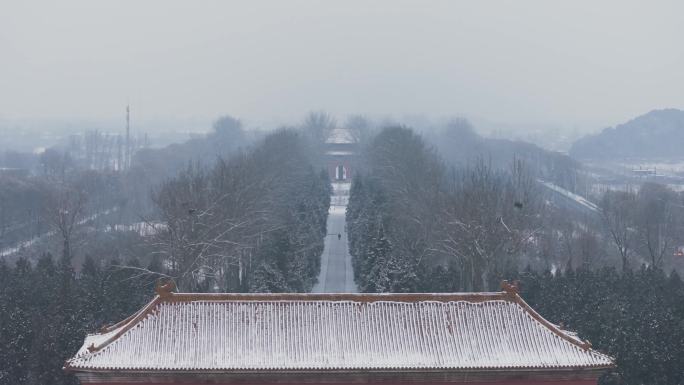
[155,278,176,298]
[501,280,520,295]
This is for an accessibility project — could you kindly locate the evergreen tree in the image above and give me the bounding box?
[361,225,392,292]
[53,253,81,385]
[27,253,59,385]
[4,258,34,384]
[78,255,105,331]
[0,259,11,384]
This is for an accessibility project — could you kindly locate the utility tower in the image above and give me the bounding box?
[125,104,130,170]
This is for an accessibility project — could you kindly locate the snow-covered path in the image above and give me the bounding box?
[0,207,119,258]
[312,183,357,293]
[538,179,601,215]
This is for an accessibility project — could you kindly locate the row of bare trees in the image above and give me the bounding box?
[348,126,684,294]
[1,115,263,264]
[347,126,545,292]
[148,129,331,292]
[601,182,684,271]
[0,165,129,264]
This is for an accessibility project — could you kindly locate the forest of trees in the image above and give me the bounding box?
[349,126,684,289]
[1,114,334,288]
[601,183,684,271]
[347,125,684,385]
[149,129,330,292]
[0,125,332,385]
[2,249,682,384]
[0,253,157,385]
[348,126,543,292]
[0,115,259,258]
[518,266,684,385]
[3,1,682,382]
[3,117,684,385]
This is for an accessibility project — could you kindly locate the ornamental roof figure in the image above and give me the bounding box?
[65,282,613,384]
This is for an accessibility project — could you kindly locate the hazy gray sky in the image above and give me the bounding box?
[1,0,683,131]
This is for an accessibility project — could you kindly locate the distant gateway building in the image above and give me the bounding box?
[65,282,614,384]
[325,128,358,181]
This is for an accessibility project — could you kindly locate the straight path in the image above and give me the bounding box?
[312,182,357,293]
[0,207,119,258]
[537,179,602,220]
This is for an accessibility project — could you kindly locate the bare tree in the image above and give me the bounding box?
[40,149,73,178]
[634,183,682,269]
[44,179,88,261]
[601,189,636,270]
[148,163,254,291]
[302,110,336,145]
[438,159,541,291]
[344,115,374,143]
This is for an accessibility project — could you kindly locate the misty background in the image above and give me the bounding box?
[2,0,684,152]
[2,3,684,385]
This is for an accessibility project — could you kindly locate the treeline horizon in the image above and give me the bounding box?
[2,114,684,385]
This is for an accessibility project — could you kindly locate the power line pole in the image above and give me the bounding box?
[125,104,130,170]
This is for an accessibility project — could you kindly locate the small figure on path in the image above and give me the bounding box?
[338,233,341,240]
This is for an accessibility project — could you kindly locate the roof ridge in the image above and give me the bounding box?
[95,279,175,334]
[510,291,612,361]
[65,295,163,368]
[160,292,514,303]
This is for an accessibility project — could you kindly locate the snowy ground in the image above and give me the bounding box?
[538,179,601,214]
[312,183,357,293]
[0,207,119,258]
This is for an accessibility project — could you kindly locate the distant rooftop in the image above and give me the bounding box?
[325,128,357,144]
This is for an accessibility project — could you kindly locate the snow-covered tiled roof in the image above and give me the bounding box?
[325,128,357,144]
[65,289,613,372]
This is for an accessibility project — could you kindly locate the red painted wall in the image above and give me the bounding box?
[84,380,597,385]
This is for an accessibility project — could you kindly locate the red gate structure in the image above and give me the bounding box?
[325,128,358,182]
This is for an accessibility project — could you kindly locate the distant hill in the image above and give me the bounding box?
[425,119,581,191]
[570,109,684,159]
